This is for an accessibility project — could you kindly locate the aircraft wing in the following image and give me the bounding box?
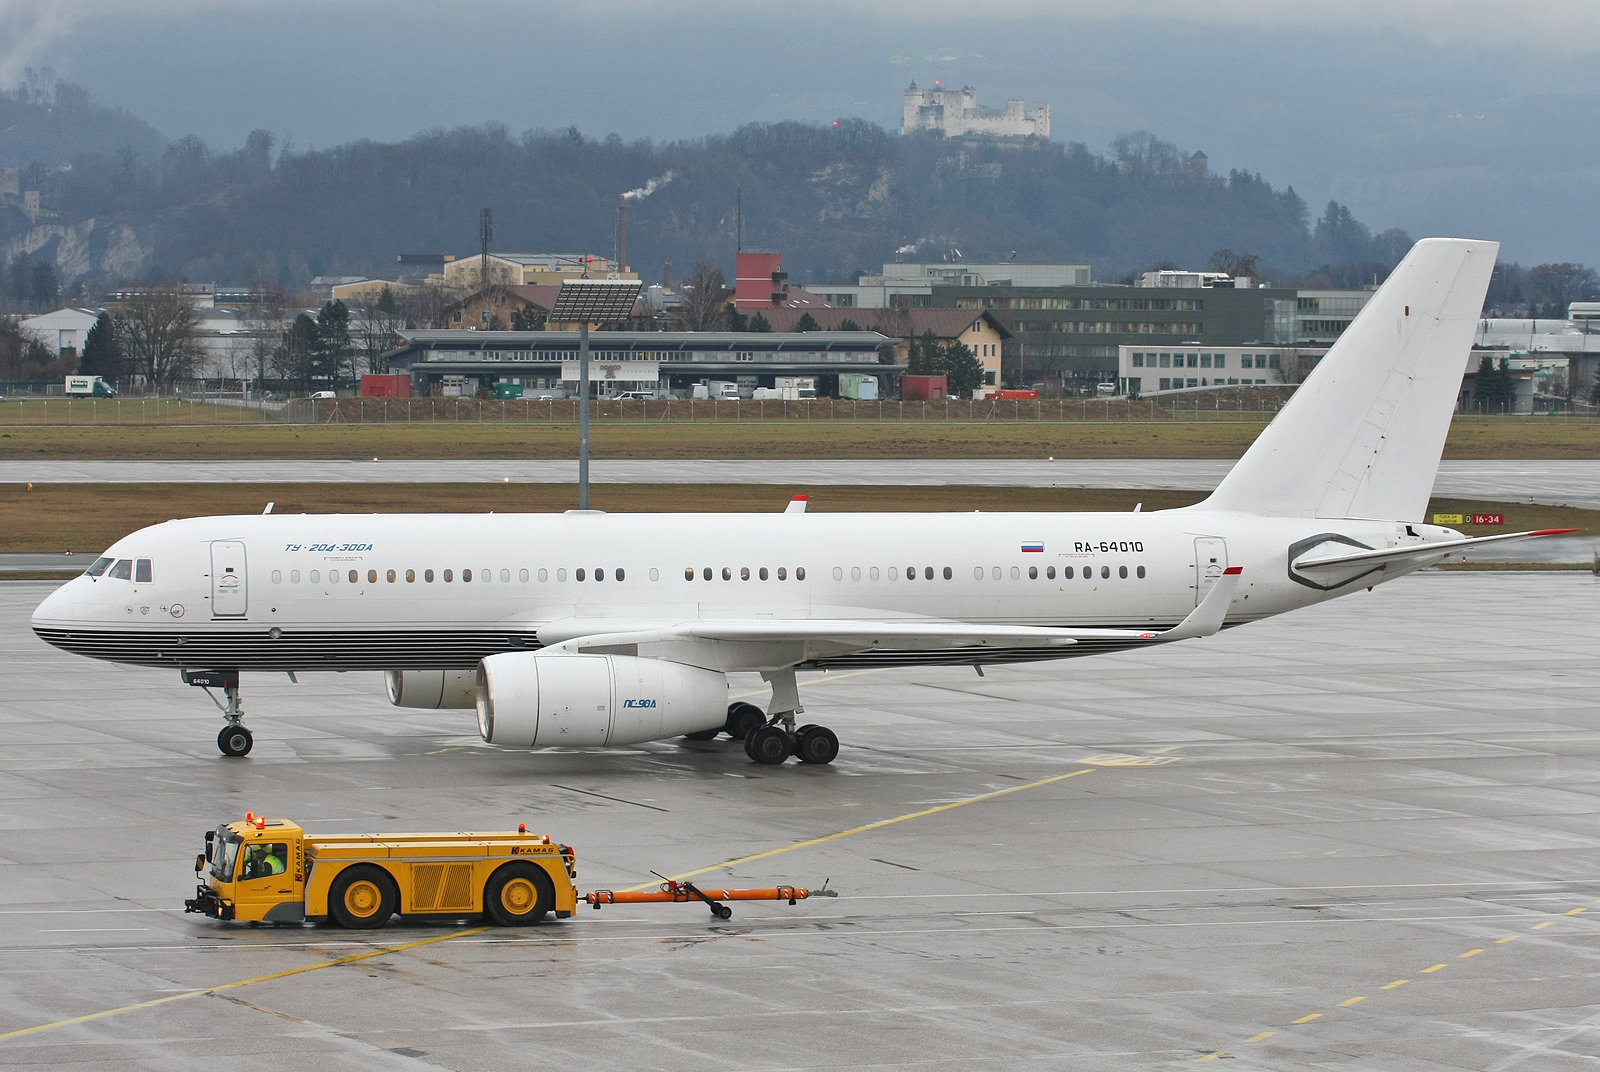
[1292,528,1578,580]
[538,567,1244,656]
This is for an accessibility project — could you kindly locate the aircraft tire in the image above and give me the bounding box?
[747,725,792,765]
[794,726,839,765]
[683,728,722,741]
[217,726,253,757]
[724,702,767,741]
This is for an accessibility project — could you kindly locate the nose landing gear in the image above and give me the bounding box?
[182,670,252,757]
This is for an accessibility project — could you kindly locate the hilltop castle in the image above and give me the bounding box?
[902,83,1050,140]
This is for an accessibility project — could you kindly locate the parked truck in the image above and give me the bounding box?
[185,812,578,928]
[64,375,115,397]
[839,374,877,401]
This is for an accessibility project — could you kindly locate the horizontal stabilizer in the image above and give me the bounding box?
[1293,528,1579,578]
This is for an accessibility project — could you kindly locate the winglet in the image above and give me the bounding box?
[784,496,809,515]
[1161,566,1243,641]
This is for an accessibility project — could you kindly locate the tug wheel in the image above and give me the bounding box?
[485,863,554,926]
[330,865,396,929]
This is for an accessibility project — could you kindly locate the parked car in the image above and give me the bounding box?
[309,390,337,399]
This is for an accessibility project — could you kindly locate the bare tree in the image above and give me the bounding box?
[677,263,729,331]
[241,280,290,390]
[395,284,459,330]
[1531,263,1599,312]
[1208,248,1260,279]
[118,285,206,388]
[349,287,407,375]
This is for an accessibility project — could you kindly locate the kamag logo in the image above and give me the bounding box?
[622,699,658,708]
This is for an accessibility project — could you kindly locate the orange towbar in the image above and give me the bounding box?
[586,877,835,919]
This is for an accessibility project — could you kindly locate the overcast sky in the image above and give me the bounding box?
[3,0,1596,263]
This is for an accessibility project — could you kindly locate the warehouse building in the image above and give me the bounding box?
[383,329,897,398]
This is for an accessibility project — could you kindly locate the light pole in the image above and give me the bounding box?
[549,279,641,510]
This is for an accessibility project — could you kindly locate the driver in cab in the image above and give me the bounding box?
[240,843,287,881]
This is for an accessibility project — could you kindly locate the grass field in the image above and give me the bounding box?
[1,416,1597,461]
[1,483,1586,555]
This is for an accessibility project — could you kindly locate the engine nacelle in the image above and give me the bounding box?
[475,653,727,748]
[385,669,478,709]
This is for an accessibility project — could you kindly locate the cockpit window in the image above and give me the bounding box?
[109,560,133,580]
[135,559,152,583]
[85,557,113,578]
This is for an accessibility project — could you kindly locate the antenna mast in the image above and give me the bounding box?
[479,208,493,290]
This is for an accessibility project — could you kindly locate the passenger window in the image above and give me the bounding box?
[759,567,768,580]
[481,569,490,583]
[1083,569,1092,582]
[1028,566,1037,580]
[367,569,377,583]
[722,567,732,581]
[647,568,656,581]
[537,569,547,582]
[1064,566,1073,579]
[312,570,322,583]
[685,567,694,580]
[556,569,566,581]
[1137,566,1146,579]
[742,567,751,580]
[924,566,934,580]
[777,567,787,580]
[463,569,473,582]
[1047,566,1056,579]
[833,567,844,581]
[595,568,605,581]
[1100,566,1110,579]
[869,567,879,580]
[406,569,415,582]
[86,557,113,577]
[973,566,983,579]
[271,570,282,584]
[1010,566,1020,580]
[135,559,152,583]
[850,567,860,581]
[942,566,952,580]
[796,567,805,580]
[500,569,511,582]
[703,567,713,581]
[616,568,625,581]
[351,570,360,583]
[425,569,435,582]
[519,569,529,582]
[575,568,586,581]
[110,560,132,580]
[291,570,300,584]
[1119,566,1128,579]
[889,567,898,579]
[991,566,1001,580]
[387,569,396,583]
[444,569,453,582]
[905,565,916,580]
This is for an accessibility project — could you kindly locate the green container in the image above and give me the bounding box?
[494,383,524,399]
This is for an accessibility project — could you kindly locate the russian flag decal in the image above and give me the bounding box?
[1021,542,1044,553]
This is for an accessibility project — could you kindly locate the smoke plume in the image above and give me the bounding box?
[622,171,675,201]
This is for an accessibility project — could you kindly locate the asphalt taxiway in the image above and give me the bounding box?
[0,571,1597,1070]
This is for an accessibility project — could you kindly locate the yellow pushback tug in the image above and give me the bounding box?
[185,813,578,928]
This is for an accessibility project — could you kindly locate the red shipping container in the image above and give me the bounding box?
[901,375,948,401]
[990,388,1039,400]
[360,374,411,398]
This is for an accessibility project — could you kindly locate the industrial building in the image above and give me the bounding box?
[382,329,896,398]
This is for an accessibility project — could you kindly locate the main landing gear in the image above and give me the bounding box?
[182,670,253,757]
[726,669,839,767]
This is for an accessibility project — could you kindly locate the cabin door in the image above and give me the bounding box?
[210,541,249,617]
[1193,537,1228,606]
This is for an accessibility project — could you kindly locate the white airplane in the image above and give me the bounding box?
[31,239,1572,766]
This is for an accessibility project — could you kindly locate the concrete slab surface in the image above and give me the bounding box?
[1,459,1598,508]
[0,572,1596,1069]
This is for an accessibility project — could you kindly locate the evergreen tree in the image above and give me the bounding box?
[794,312,819,332]
[940,339,984,397]
[311,300,352,388]
[838,318,861,331]
[907,330,941,375]
[281,312,317,392]
[29,262,59,308]
[78,312,125,379]
[748,312,773,332]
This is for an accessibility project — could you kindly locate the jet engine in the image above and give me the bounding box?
[385,669,478,709]
[475,653,727,748]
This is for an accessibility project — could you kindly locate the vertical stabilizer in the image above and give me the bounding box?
[1204,238,1497,520]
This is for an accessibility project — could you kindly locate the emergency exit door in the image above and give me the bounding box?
[210,541,248,617]
[1193,537,1228,606]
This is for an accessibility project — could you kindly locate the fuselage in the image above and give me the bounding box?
[30,507,1448,674]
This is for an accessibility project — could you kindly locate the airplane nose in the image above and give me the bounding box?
[31,582,78,628]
